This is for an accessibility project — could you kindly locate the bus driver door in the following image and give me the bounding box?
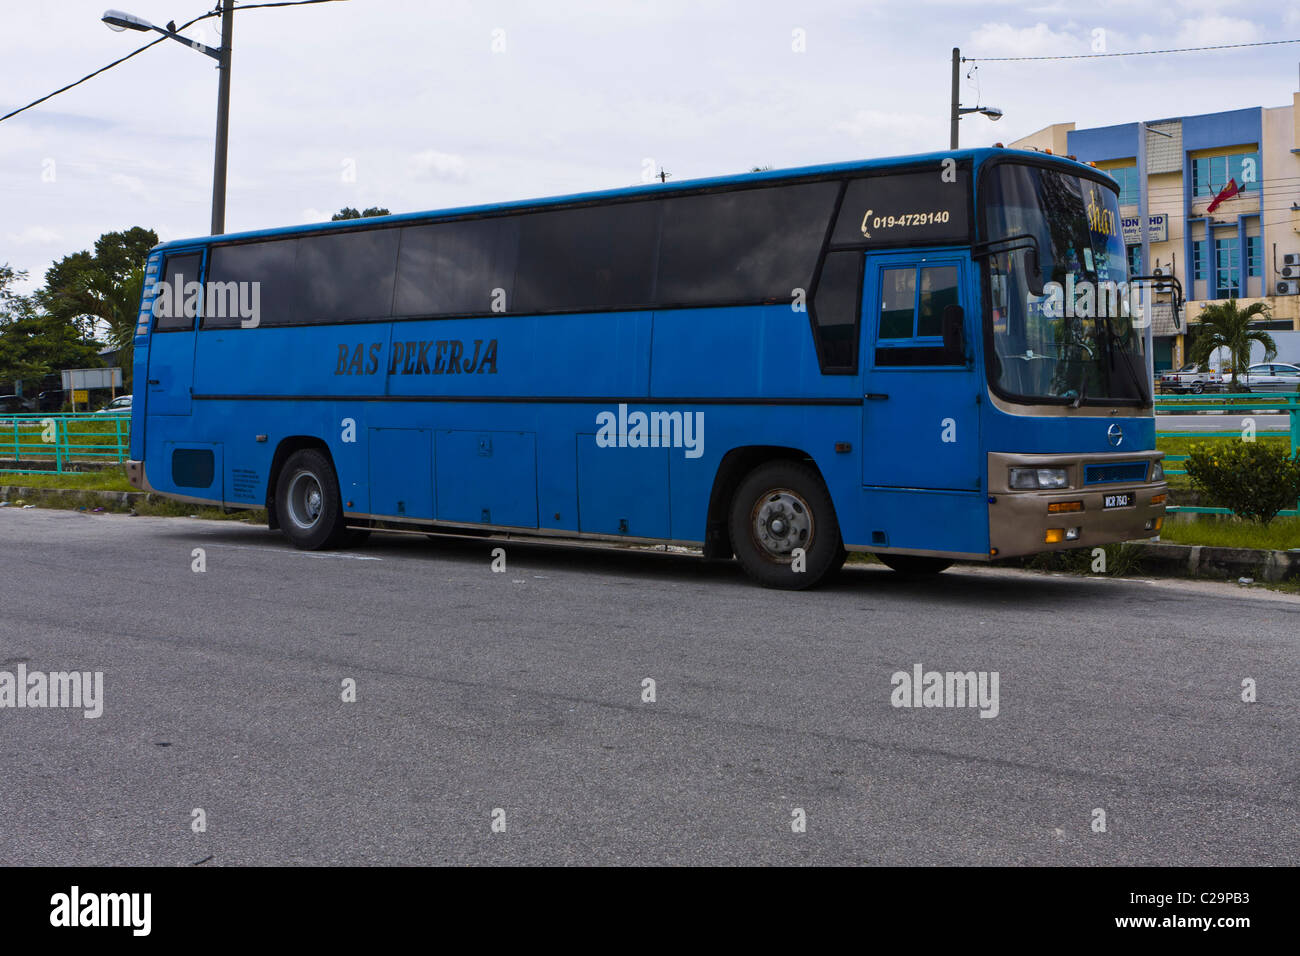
[859,249,986,555]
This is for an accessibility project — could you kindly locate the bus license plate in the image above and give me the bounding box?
[1104,493,1132,509]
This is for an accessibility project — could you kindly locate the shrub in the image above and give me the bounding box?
[1184,441,1300,525]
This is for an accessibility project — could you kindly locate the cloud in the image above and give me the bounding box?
[834,109,945,155]
[4,226,63,244]
[1173,16,1260,47]
[408,149,469,180]
[968,21,1087,57]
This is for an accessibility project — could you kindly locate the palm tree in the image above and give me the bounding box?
[1186,299,1277,387]
[84,266,145,390]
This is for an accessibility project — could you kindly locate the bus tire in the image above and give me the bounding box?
[729,460,844,590]
[876,554,953,575]
[275,448,347,550]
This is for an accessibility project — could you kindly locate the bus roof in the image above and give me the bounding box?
[151,147,1100,254]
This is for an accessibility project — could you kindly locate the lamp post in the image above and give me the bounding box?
[103,4,233,235]
[949,48,1003,149]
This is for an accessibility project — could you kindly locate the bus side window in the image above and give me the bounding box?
[810,251,863,373]
[874,263,964,367]
[155,252,203,331]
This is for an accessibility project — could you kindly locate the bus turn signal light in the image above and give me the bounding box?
[1047,500,1083,514]
[1151,493,1166,506]
[1045,529,1065,543]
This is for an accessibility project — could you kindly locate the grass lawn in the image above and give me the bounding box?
[1160,516,1300,551]
[0,467,135,491]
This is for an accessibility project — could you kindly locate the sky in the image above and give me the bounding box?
[2,0,1300,293]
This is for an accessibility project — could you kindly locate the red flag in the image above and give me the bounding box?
[1206,178,1243,213]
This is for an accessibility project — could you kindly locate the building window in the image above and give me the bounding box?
[1110,165,1139,206]
[1214,236,1239,298]
[1246,235,1261,278]
[1126,244,1142,278]
[1192,240,1207,280]
[1192,152,1260,198]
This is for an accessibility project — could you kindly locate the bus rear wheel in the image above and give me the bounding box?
[729,460,845,590]
[875,554,953,575]
[276,448,348,550]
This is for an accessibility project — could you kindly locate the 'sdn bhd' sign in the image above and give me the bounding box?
[1121,214,1168,244]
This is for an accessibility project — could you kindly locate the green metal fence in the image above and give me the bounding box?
[1154,392,1300,517]
[0,412,129,475]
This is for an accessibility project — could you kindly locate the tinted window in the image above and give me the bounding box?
[811,251,862,372]
[204,238,299,328]
[656,182,838,304]
[878,267,916,339]
[296,230,400,323]
[833,169,970,246]
[394,217,519,316]
[917,265,959,337]
[514,202,659,313]
[874,262,964,367]
[155,252,203,331]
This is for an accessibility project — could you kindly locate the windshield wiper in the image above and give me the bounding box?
[1097,311,1149,403]
[1072,369,1088,408]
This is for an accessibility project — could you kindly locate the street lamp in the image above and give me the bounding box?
[949,48,1003,149]
[102,4,233,235]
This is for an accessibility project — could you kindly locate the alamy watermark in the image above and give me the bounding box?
[890,663,999,718]
[0,663,103,718]
[595,404,704,459]
[151,274,261,328]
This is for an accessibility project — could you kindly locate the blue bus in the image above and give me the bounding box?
[127,148,1167,588]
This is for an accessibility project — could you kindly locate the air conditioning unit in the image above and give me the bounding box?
[1277,280,1300,295]
[1281,264,1300,279]
[1283,252,1300,267]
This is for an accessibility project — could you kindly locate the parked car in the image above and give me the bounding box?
[0,394,34,413]
[35,389,64,412]
[1159,363,1223,394]
[1225,363,1300,393]
[95,394,132,415]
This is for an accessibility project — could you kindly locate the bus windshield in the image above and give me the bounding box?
[981,163,1149,406]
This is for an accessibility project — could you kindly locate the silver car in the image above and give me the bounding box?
[1239,363,1300,393]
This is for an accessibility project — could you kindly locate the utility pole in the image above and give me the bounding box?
[950,48,960,150]
[211,0,234,235]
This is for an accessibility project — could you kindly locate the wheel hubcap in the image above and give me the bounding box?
[751,489,812,559]
[286,471,323,531]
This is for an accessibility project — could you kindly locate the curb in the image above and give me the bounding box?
[4,484,1297,582]
[1128,541,1300,583]
[0,485,162,508]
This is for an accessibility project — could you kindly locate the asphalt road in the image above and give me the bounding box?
[1,508,1297,865]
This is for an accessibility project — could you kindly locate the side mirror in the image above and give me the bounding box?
[1024,247,1045,298]
[942,304,966,365]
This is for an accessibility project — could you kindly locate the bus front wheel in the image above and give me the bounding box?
[729,460,845,590]
[276,448,348,550]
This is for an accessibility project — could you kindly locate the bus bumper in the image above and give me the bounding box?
[126,459,152,492]
[987,451,1167,560]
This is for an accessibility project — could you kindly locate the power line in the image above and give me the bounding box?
[967,37,1300,63]
[0,11,218,124]
[0,0,348,126]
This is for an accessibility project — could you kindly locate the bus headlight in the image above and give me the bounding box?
[1009,467,1069,490]
[1150,460,1164,482]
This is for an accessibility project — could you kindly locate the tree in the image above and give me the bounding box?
[1186,299,1276,386]
[41,227,157,340]
[332,206,390,221]
[38,227,157,390]
[0,265,103,391]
